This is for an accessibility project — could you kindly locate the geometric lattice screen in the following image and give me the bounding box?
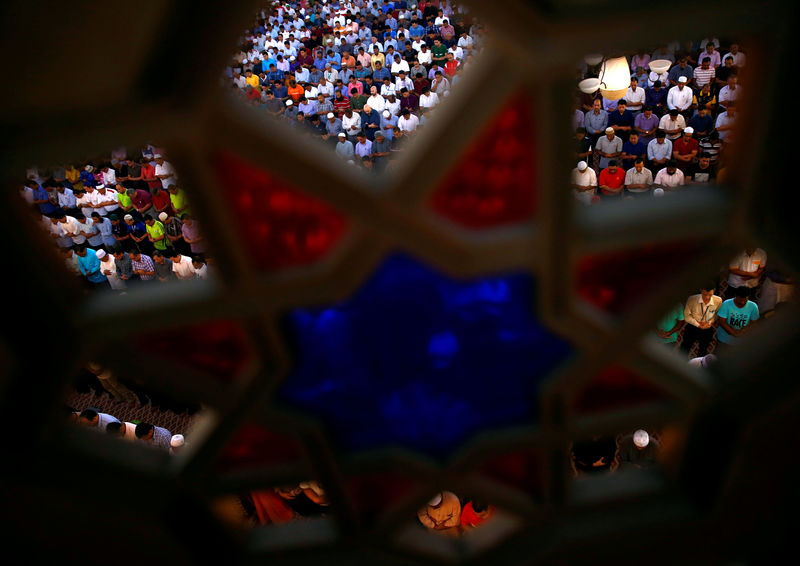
[1,1,796,565]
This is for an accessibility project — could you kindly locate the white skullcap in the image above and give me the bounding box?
[383,110,390,118]
[577,161,588,170]
[242,59,248,64]
[678,76,687,83]
[428,493,443,506]
[633,429,650,448]
[684,127,694,134]
[158,212,169,222]
[327,112,335,118]
[170,434,185,448]
[153,153,163,158]
[84,165,94,172]
[338,132,346,137]
[95,249,107,258]
[653,188,665,197]
[123,214,134,221]
[286,100,293,106]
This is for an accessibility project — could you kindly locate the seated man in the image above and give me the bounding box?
[654,159,685,191]
[571,160,597,205]
[672,127,699,175]
[716,287,760,353]
[686,152,717,185]
[621,131,646,170]
[597,159,626,198]
[624,158,653,197]
[681,282,722,358]
[727,247,767,299]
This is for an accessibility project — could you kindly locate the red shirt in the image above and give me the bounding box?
[598,167,626,194]
[460,502,494,528]
[141,163,161,190]
[444,60,459,77]
[151,189,172,213]
[673,136,699,157]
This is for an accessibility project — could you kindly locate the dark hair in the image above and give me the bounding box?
[617,99,627,106]
[666,159,678,168]
[701,281,716,292]
[608,160,618,167]
[734,286,750,298]
[471,501,489,513]
[135,422,154,438]
[106,421,124,434]
[91,212,101,219]
[152,250,163,258]
[79,408,98,420]
[655,129,666,138]
[634,157,644,164]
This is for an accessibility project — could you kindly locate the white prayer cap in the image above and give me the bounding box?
[678,76,687,83]
[338,132,346,137]
[123,214,134,221]
[577,161,588,171]
[290,55,296,60]
[327,112,335,118]
[428,493,443,506]
[383,110,390,118]
[692,353,718,367]
[242,58,248,64]
[286,100,293,106]
[653,188,665,197]
[85,165,94,172]
[347,18,351,23]
[95,184,105,190]
[95,249,107,258]
[684,127,694,134]
[633,429,650,448]
[158,212,169,222]
[170,434,185,448]
[153,153,163,158]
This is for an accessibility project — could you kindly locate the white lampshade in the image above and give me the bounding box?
[649,59,671,74]
[584,54,603,66]
[598,56,630,100]
[578,78,601,94]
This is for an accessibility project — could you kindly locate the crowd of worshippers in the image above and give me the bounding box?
[572,39,744,203]
[20,145,211,291]
[655,247,795,361]
[225,1,481,171]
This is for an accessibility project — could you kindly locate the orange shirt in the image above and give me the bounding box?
[288,84,305,102]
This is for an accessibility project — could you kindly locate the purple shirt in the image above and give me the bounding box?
[635,113,659,144]
[181,222,205,254]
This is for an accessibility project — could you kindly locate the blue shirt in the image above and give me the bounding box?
[77,251,107,283]
[645,87,667,109]
[621,140,646,168]
[372,67,391,83]
[688,113,715,135]
[647,138,673,161]
[716,299,759,344]
[584,110,608,135]
[32,185,57,214]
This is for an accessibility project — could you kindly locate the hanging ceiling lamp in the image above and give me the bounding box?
[597,56,630,100]
[578,55,631,100]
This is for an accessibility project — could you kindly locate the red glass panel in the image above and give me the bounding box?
[344,471,419,523]
[431,92,537,229]
[576,240,707,314]
[215,423,305,474]
[572,364,667,415]
[212,151,347,271]
[477,449,544,498]
[136,319,253,382]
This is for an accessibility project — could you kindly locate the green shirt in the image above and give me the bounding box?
[117,191,132,208]
[432,44,447,61]
[169,189,189,214]
[350,94,367,111]
[146,220,168,250]
[656,302,684,343]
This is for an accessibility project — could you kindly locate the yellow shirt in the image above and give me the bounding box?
[169,189,190,215]
[246,74,260,88]
[371,53,385,71]
[684,294,723,328]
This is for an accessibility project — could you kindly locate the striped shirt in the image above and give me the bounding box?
[693,66,716,87]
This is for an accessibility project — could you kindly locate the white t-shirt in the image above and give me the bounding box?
[398,113,419,132]
[654,167,685,188]
[155,161,177,189]
[728,249,767,288]
[420,92,439,109]
[172,255,196,279]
